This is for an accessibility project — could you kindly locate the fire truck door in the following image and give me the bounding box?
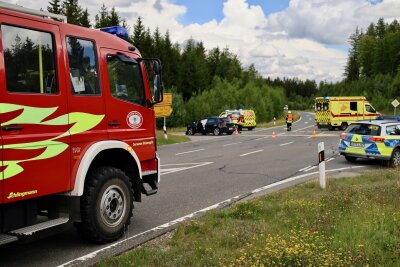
[100,48,156,160]
[0,19,70,203]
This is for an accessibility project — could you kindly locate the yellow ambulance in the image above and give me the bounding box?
[219,109,257,131]
[315,96,381,130]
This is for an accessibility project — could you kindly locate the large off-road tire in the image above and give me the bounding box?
[328,125,334,131]
[345,155,357,162]
[77,166,133,243]
[247,127,255,131]
[389,148,400,167]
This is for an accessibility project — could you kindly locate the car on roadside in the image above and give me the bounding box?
[186,117,235,136]
[338,117,400,167]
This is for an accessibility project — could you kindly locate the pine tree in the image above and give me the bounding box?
[376,18,386,39]
[345,28,362,81]
[95,4,109,28]
[132,17,145,47]
[108,7,121,26]
[47,0,62,14]
[79,8,91,28]
[62,0,82,26]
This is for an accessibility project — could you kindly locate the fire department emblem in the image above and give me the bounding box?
[127,111,143,129]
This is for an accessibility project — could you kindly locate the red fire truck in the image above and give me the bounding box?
[0,2,163,245]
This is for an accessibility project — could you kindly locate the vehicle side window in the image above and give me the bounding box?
[66,37,100,95]
[106,54,145,106]
[2,25,57,94]
[365,104,376,113]
[350,102,357,111]
[347,124,381,135]
[207,118,216,124]
[386,125,400,136]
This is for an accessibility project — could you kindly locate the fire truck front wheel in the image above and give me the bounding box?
[77,166,133,243]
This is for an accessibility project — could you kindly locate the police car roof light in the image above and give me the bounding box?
[324,96,330,100]
[100,26,129,39]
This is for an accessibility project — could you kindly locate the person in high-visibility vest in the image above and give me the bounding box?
[286,110,293,131]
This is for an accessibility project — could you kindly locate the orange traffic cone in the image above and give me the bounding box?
[234,127,239,136]
[312,129,317,138]
[272,131,276,139]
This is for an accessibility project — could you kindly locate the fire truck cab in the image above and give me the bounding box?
[0,2,163,245]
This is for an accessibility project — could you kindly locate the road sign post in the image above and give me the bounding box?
[392,99,399,116]
[318,142,326,189]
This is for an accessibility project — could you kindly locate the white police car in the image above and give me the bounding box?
[338,117,400,167]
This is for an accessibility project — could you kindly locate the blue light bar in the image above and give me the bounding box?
[324,96,330,100]
[100,26,129,39]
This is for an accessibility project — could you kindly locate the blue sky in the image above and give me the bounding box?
[175,0,290,25]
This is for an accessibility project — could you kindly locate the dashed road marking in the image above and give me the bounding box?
[240,149,264,157]
[223,142,242,147]
[161,162,214,175]
[280,141,294,146]
[176,149,205,155]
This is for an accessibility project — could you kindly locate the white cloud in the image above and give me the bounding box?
[267,0,400,45]
[5,0,399,82]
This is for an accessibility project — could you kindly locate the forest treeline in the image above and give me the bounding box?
[320,18,400,112]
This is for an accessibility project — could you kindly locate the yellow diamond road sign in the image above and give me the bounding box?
[392,99,399,108]
[154,93,173,117]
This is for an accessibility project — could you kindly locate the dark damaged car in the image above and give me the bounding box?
[186,117,235,136]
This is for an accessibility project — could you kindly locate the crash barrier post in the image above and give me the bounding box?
[163,117,168,140]
[318,142,326,189]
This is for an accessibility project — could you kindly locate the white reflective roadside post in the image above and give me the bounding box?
[274,117,276,126]
[318,142,326,189]
[163,117,168,140]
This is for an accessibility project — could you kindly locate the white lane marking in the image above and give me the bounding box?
[161,162,209,166]
[176,149,205,155]
[280,141,294,146]
[59,165,366,267]
[255,137,268,141]
[298,165,312,172]
[304,122,309,124]
[161,162,213,175]
[306,136,312,139]
[303,166,317,172]
[223,142,242,147]
[240,149,264,157]
[327,158,335,162]
[293,125,313,132]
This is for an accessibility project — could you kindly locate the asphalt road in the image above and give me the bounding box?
[0,112,385,266]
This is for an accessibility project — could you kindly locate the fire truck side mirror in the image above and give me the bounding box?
[141,58,163,105]
[153,74,162,102]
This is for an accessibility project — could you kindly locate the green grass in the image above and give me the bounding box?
[156,130,190,145]
[98,170,400,267]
